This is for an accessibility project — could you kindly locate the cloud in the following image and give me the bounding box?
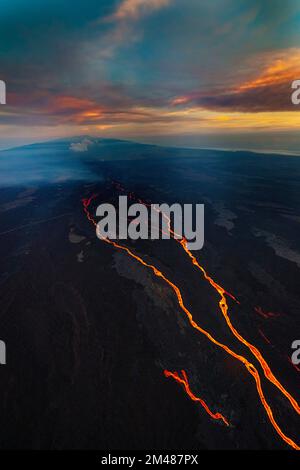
[1,0,300,149]
[70,138,93,152]
[96,0,171,58]
[171,48,300,113]
[108,0,171,21]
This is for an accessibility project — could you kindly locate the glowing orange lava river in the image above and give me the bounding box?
[82,193,300,450]
[164,370,229,426]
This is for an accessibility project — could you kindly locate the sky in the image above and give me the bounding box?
[1,0,300,152]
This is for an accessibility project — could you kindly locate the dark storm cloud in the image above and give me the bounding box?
[175,79,299,113]
[199,83,297,113]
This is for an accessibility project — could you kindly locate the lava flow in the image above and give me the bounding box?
[111,182,300,418]
[258,328,272,345]
[164,370,229,426]
[178,237,300,417]
[288,357,300,374]
[82,194,300,450]
[254,306,280,319]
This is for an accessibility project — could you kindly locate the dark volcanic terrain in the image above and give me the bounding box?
[0,138,299,449]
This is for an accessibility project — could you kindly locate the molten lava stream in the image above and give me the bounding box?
[254,306,280,319]
[82,195,300,450]
[148,196,300,415]
[164,369,229,426]
[288,357,300,374]
[112,185,300,418]
[178,237,300,417]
